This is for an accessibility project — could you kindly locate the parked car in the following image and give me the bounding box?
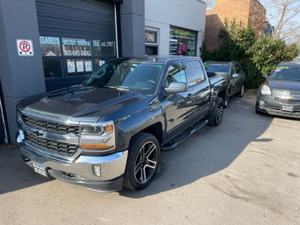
[204,61,246,107]
[16,56,229,192]
[256,61,300,118]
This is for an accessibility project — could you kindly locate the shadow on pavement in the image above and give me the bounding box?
[120,94,274,198]
[0,144,50,194]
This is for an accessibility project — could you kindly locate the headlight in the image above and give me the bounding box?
[79,121,115,151]
[261,85,271,95]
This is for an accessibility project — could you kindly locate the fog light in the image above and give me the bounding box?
[259,100,265,106]
[93,165,101,177]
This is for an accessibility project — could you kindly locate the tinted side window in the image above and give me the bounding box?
[186,61,205,85]
[230,65,237,75]
[166,62,187,85]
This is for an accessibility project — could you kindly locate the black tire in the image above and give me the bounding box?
[123,132,160,191]
[237,84,245,97]
[224,92,230,108]
[207,97,224,126]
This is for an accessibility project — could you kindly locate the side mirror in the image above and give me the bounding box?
[262,74,268,78]
[165,82,188,94]
[232,73,239,78]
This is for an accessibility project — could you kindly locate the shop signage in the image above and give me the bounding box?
[62,38,92,56]
[17,39,34,56]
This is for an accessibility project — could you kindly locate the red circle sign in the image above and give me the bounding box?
[19,41,31,53]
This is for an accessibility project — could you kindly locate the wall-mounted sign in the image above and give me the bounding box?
[17,39,34,56]
[62,38,92,56]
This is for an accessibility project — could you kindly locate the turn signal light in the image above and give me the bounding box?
[80,144,114,150]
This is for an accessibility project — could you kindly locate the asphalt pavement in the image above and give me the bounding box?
[0,92,299,225]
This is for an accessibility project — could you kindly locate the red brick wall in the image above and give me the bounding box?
[204,0,266,51]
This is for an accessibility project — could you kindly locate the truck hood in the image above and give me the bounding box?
[22,85,149,123]
[267,79,300,92]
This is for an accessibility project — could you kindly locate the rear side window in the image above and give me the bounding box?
[185,61,205,86]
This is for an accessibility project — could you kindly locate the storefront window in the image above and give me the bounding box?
[169,26,197,56]
[40,36,116,79]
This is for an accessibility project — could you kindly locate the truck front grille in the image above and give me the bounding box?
[24,131,78,156]
[22,115,79,135]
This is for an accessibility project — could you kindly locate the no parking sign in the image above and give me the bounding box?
[17,39,34,56]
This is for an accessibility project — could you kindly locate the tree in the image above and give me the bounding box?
[247,36,299,74]
[262,0,300,45]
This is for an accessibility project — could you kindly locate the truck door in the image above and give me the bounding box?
[163,61,196,135]
[184,60,211,119]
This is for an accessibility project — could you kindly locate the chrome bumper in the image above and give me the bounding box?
[18,142,128,192]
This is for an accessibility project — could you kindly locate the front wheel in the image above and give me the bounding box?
[207,97,224,126]
[123,132,160,191]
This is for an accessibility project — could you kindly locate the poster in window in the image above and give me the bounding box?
[99,60,105,67]
[85,61,92,72]
[145,30,157,44]
[76,61,84,72]
[67,60,75,73]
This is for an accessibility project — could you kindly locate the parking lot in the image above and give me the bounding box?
[0,92,299,225]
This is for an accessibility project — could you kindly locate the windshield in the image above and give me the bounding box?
[84,61,163,94]
[205,64,229,73]
[269,66,300,81]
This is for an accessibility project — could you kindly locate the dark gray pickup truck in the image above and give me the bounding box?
[16,56,229,192]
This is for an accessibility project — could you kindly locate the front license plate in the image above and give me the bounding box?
[282,105,293,112]
[32,163,49,178]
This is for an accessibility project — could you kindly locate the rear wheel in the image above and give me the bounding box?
[237,84,245,97]
[207,97,224,126]
[123,132,160,191]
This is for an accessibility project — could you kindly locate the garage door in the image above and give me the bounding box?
[36,0,118,90]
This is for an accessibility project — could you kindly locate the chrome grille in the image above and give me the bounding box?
[24,131,78,156]
[22,115,79,135]
[274,98,300,104]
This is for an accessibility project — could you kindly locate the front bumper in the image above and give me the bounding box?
[18,142,128,192]
[256,94,300,119]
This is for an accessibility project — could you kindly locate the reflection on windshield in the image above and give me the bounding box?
[270,66,300,81]
[85,62,163,94]
[206,65,229,73]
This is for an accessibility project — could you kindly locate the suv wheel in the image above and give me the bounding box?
[237,84,245,97]
[207,97,224,126]
[123,132,160,191]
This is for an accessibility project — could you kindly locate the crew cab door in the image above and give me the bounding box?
[163,61,196,136]
[163,60,210,138]
[184,60,211,119]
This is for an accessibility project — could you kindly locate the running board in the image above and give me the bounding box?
[161,119,208,151]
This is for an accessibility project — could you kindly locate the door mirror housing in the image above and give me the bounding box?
[165,82,188,94]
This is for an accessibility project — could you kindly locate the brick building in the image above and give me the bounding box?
[204,0,266,51]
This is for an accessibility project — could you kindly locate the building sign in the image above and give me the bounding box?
[40,36,61,56]
[169,26,197,56]
[62,38,92,56]
[17,39,34,56]
[145,30,158,44]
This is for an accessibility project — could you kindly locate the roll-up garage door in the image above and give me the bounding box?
[36,0,117,91]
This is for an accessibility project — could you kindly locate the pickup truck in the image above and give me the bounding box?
[16,56,229,192]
